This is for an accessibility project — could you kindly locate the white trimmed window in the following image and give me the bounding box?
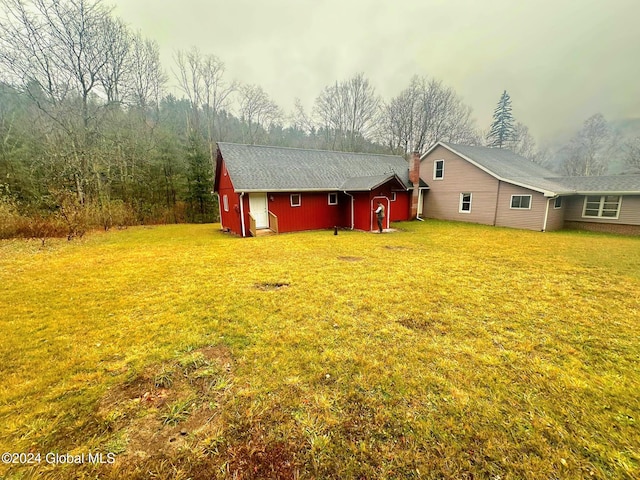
[391,192,397,202]
[583,195,621,218]
[434,160,444,180]
[328,193,338,205]
[223,194,229,212]
[290,193,301,207]
[554,197,562,209]
[511,195,532,209]
[459,193,472,213]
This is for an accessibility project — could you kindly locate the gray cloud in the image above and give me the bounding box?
[111,0,640,144]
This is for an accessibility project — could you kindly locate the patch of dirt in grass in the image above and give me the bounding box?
[222,402,303,480]
[197,344,234,368]
[397,316,434,331]
[397,316,450,336]
[255,281,290,291]
[338,256,364,262]
[95,344,235,470]
[384,245,408,250]
[125,404,213,457]
[226,439,299,479]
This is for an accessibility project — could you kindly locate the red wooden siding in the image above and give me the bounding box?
[266,192,347,233]
[390,190,410,222]
[267,188,411,233]
[352,193,372,231]
[216,155,412,236]
[217,160,245,235]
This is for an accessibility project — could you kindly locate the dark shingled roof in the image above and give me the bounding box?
[440,143,571,195]
[550,175,640,194]
[438,142,640,195]
[217,142,412,192]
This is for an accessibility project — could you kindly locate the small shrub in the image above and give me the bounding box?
[50,189,88,240]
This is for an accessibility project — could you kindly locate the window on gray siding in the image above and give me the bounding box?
[583,195,621,218]
[434,160,444,179]
[459,193,472,213]
[554,197,562,209]
[510,195,532,209]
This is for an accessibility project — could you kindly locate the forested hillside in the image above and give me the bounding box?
[1,0,638,240]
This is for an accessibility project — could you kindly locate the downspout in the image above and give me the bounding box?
[542,197,551,232]
[493,180,502,226]
[416,188,424,221]
[239,192,246,237]
[216,193,223,229]
[343,191,354,230]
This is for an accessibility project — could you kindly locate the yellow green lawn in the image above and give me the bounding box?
[0,221,638,479]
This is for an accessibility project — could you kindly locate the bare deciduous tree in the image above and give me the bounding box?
[0,0,116,203]
[291,97,314,134]
[314,73,380,151]
[100,16,131,105]
[380,76,478,155]
[505,122,536,159]
[174,47,235,158]
[126,33,166,112]
[561,113,612,176]
[238,84,282,144]
[174,47,204,131]
[620,137,640,173]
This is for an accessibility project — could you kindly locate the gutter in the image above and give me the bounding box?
[343,191,355,229]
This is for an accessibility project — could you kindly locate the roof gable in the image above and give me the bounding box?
[425,142,568,196]
[424,142,640,196]
[216,143,411,192]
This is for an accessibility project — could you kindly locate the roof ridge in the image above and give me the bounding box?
[217,142,406,159]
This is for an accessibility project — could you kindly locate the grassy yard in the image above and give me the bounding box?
[0,221,638,479]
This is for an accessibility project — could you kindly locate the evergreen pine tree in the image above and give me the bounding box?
[486,90,515,148]
[185,132,217,223]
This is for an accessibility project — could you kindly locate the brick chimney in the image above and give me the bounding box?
[409,151,421,219]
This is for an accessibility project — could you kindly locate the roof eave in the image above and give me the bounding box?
[370,174,409,192]
[573,190,640,195]
[235,188,341,193]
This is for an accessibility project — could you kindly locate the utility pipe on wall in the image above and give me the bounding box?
[239,192,246,237]
[343,191,355,230]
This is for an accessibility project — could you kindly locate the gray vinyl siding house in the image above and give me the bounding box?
[420,142,640,234]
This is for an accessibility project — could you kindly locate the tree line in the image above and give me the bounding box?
[1,0,638,240]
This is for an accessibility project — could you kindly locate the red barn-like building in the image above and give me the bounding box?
[214,143,424,237]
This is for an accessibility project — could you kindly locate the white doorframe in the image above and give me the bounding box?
[371,196,390,231]
[249,193,269,229]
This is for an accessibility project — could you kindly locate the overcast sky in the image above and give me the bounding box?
[110,0,639,145]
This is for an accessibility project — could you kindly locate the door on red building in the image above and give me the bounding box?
[249,193,269,229]
[371,196,390,231]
